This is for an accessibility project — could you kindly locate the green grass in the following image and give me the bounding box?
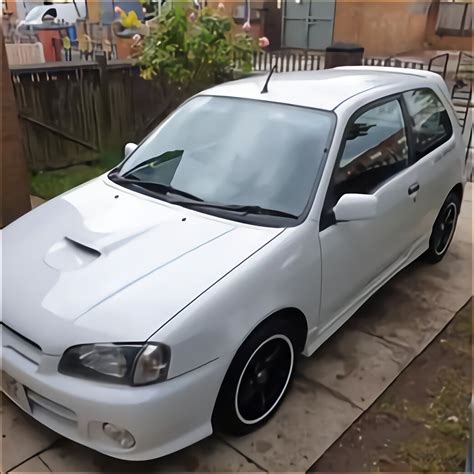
[376,302,472,474]
[380,367,470,472]
[30,150,122,200]
[398,437,467,474]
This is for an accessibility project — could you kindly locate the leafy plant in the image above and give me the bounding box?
[138,5,261,94]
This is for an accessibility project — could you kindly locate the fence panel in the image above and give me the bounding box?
[10,60,182,171]
[6,43,46,66]
[384,58,426,71]
[12,64,102,170]
[362,57,387,67]
[250,50,323,72]
[105,65,172,145]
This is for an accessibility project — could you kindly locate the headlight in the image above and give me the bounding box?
[58,343,170,386]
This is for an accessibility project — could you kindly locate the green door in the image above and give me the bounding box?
[282,0,336,50]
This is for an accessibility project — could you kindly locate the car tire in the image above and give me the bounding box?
[424,192,461,264]
[212,318,298,436]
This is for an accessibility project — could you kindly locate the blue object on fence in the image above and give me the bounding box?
[67,26,76,42]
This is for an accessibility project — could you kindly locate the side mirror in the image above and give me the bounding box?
[124,142,138,158]
[333,194,378,222]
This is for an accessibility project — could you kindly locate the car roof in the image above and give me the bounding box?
[201,67,447,111]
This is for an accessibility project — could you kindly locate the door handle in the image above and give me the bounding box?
[408,183,420,195]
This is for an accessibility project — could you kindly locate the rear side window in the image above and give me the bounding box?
[403,88,453,161]
[333,99,409,199]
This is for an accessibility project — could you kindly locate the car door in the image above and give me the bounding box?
[318,96,420,331]
[401,88,457,241]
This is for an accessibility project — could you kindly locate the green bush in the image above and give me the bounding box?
[138,5,260,94]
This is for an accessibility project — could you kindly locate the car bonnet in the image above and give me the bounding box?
[2,177,283,354]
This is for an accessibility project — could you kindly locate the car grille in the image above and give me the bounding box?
[26,388,78,426]
[1,324,79,433]
[1,323,42,366]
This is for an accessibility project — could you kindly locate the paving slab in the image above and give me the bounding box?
[297,329,409,410]
[465,182,472,202]
[10,456,50,472]
[459,199,472,221]
[390,239,471,313]
[26,437,262,473]
[456,198,472,247]
[456,217,472,246]
[224,377,362,472]
[350,284,456,352]
[298,257,464,411]
[1,396,59,472]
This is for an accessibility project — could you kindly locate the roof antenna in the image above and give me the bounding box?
[261,65,277,94]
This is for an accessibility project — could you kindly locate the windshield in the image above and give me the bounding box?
[114,96,335,222]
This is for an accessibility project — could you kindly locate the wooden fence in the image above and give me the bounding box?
[11,57,181,170]
[10,50,461,171]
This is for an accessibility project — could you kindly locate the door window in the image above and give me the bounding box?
[403,88,453,161]
[333,99,409,200]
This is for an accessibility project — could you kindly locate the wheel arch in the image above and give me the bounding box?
[212,306,309,433]
[251,307,309,353]
[449,182,464,204]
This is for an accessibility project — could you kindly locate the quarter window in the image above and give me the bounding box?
[403,88,453,161]
[334,99,409,199]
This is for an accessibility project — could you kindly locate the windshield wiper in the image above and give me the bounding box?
[109,171,297,219]
[122,150,184,178]
[179,202,298,219]
[111,175,204,202]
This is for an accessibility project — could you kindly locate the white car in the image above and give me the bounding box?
[1,67,466,460]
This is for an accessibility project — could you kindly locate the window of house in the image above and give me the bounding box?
[403,88,453,160]
[436,0,472,37]
[333,99,409,199]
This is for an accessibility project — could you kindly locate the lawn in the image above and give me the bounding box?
[30,151,122,201]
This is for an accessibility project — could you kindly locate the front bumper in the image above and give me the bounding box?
[1,339,227,460]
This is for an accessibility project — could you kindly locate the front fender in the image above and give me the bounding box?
[152,222,322,380]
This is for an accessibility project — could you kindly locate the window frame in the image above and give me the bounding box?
[320,93,413,230]
[436,1,472,37]
[400,87,454,164]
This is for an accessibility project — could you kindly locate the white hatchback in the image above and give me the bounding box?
[1,67,467,460]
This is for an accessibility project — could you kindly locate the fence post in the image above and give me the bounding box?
[96,51,110,152]
[1,30,31,227]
